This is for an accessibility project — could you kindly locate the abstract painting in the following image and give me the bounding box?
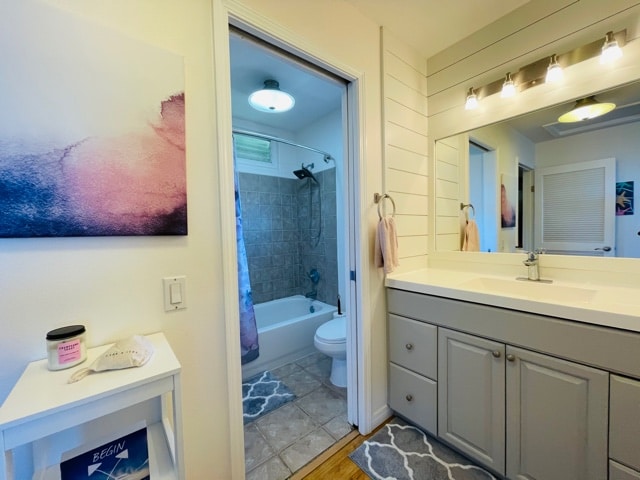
[616,181,634,216]
[500,173,516,228]
[0,1,186,237]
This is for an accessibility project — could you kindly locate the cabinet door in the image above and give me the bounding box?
[610,461,640,480]
[506,346,608,480]
[610,375,640,471]
[438,328,505,475]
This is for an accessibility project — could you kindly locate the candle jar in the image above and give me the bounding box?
[46,325,87,371]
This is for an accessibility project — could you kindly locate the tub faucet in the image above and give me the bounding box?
[523,249,544,281]
[305,290,317,300]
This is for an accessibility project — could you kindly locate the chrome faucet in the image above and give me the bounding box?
[523,249,543,281]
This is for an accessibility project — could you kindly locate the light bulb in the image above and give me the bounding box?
[545,54,563,83]
[501,73,516,98]
[465,88,478,110]
[600,31,622,64]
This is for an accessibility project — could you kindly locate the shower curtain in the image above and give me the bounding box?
[234,146,259,364]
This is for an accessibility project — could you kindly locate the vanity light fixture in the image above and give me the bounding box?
[463,29,626,113]
[248,79,295,113]
[465,87,478,110]
[557,96,616,123]
[600,31,623,64]
[545,54,563,83]
[501,73,516,98]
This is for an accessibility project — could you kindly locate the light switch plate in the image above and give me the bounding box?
[163,276,186,311]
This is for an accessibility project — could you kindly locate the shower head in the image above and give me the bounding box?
[293,165,318,184]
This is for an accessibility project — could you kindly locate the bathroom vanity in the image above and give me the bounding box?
[386,269,640,480]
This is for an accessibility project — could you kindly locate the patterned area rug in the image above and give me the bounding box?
[242,370,296,424]
[350,418,496,480]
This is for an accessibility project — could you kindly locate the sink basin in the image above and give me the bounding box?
[459,277,597,304]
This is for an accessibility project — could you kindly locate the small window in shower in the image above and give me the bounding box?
[234,134,272,164]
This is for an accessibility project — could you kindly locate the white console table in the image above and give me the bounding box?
[0,332,184,480]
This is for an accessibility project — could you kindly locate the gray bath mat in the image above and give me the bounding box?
[242,370,296,424]
[349,418,496,479]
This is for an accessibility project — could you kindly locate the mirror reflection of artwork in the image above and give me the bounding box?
[501,174,516,228]
[616,181,634,216]
[0,1,186,237]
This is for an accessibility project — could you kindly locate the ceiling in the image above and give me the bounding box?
[229,2,640,142]
[229,2,529,134]
[344,0,531,59]
[499,80,640,143]
[229,31,345,133]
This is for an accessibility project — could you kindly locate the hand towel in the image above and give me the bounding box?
[375,216,399,274]
[462,219,480,252]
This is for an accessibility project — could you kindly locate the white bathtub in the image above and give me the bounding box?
[241,295,338,380]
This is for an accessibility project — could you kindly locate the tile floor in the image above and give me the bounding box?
[244,352,353,480]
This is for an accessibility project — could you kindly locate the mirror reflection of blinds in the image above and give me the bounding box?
[234,134,272,163]
[542,167,605,242]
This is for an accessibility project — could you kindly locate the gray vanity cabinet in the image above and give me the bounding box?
[438,328,505,474]
[386,288,629,480]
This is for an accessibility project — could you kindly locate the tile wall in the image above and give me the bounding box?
[238,169,338,305]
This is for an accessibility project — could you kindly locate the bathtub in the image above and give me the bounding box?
[241,295,338,380]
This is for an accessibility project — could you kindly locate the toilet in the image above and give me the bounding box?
[314,316,347,387]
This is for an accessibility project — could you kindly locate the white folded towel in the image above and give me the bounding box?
[462,219,480,252]
[375,216,399,274]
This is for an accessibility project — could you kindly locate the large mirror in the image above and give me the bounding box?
[435,80,640,258]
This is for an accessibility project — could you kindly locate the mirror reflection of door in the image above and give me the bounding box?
[468,140,498,252]
[535,158,616,256]
[519,165,534,251]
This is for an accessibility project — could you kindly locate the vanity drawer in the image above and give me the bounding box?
[610,375,640,471]
[389,363,437,435]
[389,314,437,379]
[610,461,640,480]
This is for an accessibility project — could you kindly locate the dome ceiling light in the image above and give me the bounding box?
[248,79,295,113]
[557,96,616,123]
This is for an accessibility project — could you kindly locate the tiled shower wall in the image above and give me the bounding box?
[238,169,338,306]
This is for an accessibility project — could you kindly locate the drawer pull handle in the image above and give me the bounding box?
[405,394,413,402]
[506,354,516,362]
[492,350,501,358]
[405,343,414,350]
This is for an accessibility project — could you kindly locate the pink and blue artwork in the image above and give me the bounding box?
[616,181,634,216]
[0,1,187,237]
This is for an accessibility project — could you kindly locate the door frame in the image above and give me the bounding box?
[211,1,370,477]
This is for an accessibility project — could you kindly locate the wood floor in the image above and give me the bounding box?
[290,417,393,480]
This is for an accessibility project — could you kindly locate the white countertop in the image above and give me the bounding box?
[385,268,640,333]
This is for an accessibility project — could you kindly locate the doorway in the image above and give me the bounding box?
[228,27,359,478]
[468,139,498,252]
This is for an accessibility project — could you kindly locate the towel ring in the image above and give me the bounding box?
[460,202,475,218]
[375,193,396,220]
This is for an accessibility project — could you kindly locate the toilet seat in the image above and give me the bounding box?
[315,317,346,344]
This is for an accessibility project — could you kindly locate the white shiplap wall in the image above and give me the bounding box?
[381,30,429,271]
[435,135,464,251]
